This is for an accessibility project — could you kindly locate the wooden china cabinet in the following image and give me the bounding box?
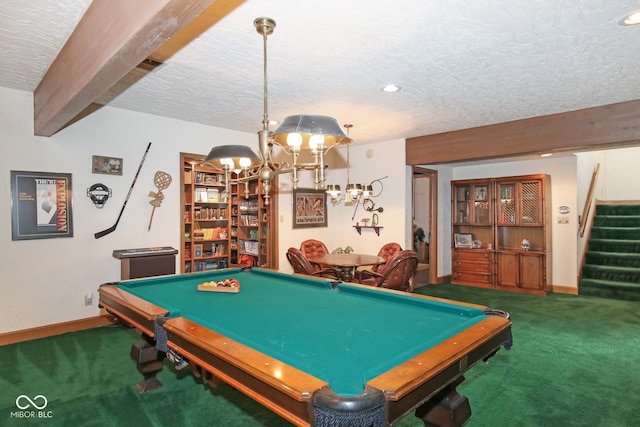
[451,174,551,295]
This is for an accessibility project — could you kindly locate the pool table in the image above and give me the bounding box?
[98,267,511,427]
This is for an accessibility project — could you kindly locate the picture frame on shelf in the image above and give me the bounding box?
[292,188,327,228]
[92,155,123,175]
[475,185,488,202]
[454,233,474,248]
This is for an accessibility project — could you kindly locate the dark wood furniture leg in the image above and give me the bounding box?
[130,335,165,393]
[414,376,471,427]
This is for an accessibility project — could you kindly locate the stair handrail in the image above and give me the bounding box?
[579,163,600,238]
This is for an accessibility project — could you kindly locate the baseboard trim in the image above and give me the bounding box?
[552,284,579,295]
[0,315,116,346]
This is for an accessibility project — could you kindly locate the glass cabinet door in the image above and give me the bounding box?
[453,182,492,225]
[520,180,542,225]
[472,184,491,225]
[497,182,516,225]
[454,184,471,223]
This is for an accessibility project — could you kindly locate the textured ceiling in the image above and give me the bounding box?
[2,0,640,145]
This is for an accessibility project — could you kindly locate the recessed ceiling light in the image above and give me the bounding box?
[619,10,640,26]
[540,153,552,157]
[382,84,401,93]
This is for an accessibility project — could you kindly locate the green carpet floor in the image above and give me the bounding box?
[580,203,640,301]
[1,283,639,426]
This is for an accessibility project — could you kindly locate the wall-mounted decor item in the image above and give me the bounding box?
[92,155,123,175]
[95,142,151,239]
[87,183,112,208]
[147,171,172,231]
[10,170,73,240]
[293,188,327,228]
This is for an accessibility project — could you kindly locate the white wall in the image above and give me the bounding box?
[602,147,640,200]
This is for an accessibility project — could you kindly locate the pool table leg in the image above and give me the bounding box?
[130,335,165,393]
[414,376,471,427]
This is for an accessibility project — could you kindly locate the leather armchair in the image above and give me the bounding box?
[358,250,419,291]
[286,248,340,280]
[299,239,331,272]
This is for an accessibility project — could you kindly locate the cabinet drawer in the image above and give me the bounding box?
[452,249,493,262]
[452,270,493,285]
[452,259,492,273]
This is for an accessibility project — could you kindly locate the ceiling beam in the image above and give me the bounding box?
[406,99,640,164]
[33,0,220,137]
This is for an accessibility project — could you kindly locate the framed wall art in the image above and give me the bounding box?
[92,155,123,175]
[10,171,74,240]
[293,188,327,228]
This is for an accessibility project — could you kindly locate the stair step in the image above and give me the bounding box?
[585,251,640,268]
[593,215,640,227]
[579,278,640,302]
[581,264,640,283]
[595,204,640,216]
[588,239,640,253]
[590,227,640,240]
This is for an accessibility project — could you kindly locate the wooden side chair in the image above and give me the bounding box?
[357,250,419,292]
[299,239,331,272]
[286,248,340,280]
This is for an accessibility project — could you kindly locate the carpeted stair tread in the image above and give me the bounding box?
[579,278,640,289]
[595,204,640,215]
[590,227,640,239]
[585,251,640,268]
[594,215,640,227]
[582,264,640,283]
[579,278,640,302]
[588,238,640,253]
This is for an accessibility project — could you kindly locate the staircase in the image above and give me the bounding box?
[579,203,640,301]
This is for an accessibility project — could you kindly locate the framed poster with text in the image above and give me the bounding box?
[10,171,74,240]
[293,188,327,228]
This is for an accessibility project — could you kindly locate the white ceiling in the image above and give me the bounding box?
[2,0,640,145]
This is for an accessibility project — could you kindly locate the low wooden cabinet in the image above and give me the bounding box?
[452,249,494,288]
[496,251,546,293]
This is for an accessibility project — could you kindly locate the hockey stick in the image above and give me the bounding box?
[94,142,151,239]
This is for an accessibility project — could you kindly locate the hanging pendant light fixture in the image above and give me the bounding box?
[327,124,363,206]
[203,17,351,204]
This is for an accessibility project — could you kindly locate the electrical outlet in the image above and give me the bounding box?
[84,292,93,306]
[558,216,569,224]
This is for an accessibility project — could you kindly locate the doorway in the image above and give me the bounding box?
[412,167,438,286]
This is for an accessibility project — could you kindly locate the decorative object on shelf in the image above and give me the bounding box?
[92,155,123,175]
[10,170,74,240]
[454,233,474,248]
[87,183,112,208]
[473,240,482,249]
[203,17,351,205]
[147,171,172,231]
[293,188,327,228]
[521,239,530,251]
